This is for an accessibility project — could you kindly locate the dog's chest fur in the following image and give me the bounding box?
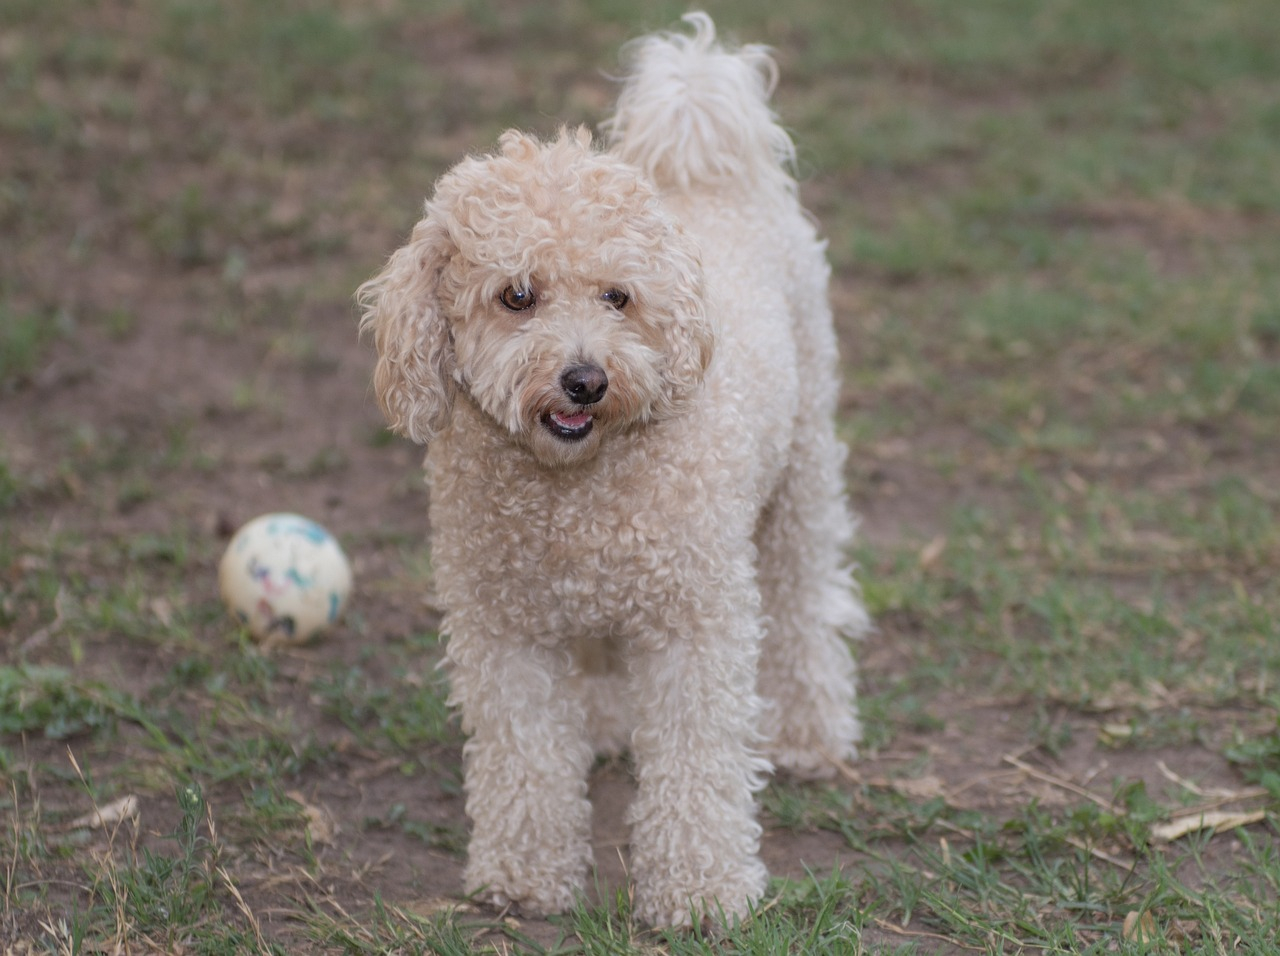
[425,408,762,646]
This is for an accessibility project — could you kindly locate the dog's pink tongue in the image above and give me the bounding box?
[555,411,592,428]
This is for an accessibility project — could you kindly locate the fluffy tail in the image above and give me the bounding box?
[602,12,797,195]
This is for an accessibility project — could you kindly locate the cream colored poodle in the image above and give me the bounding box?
[358,13,867,928]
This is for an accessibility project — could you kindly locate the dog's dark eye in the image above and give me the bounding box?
[601,288,629,310]
[499,285,536,312]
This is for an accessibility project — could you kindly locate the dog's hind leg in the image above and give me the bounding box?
[754,427,867,779]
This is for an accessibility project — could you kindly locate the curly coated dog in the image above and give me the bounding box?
[358,13,868,928]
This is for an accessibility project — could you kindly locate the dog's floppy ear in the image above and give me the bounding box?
[357,217,455,445]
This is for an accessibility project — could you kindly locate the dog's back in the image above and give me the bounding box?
[603,13,841,466]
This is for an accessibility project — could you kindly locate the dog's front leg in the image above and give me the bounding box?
[448,632,595,915]
[625,596,771,928]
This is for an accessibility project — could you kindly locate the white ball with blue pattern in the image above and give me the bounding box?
[219,513,352,643]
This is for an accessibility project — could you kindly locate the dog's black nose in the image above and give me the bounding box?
[560,364,608,406]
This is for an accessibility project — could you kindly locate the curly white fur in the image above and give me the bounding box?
[358,12,867,929]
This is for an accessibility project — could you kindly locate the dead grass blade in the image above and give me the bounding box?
[1001,753,1119,812]
[1151,810,1268,843]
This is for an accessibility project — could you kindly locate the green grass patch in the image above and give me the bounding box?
[311,658,456,752]
[0,665,146,740]
[864,480,1280,712]
[63,782,285,954]
[0,302,63,390]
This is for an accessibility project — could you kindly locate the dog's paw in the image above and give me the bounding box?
[467,869,584,918]
[464,837,591,918]
[633,862,767,929]
[768,741,857,781]
[763,704,861,781]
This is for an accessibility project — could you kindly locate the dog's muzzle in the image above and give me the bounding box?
[543,364,608,440]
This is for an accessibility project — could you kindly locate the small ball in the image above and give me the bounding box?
[218,513,352,644]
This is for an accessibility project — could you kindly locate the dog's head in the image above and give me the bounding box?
[357,126,714,468]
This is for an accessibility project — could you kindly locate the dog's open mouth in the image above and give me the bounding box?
[543,410,594,441]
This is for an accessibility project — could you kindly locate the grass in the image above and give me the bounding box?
[3,0,1279,951]
[0,303,66,392]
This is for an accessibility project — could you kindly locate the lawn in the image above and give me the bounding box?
[2,0,1279,952]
